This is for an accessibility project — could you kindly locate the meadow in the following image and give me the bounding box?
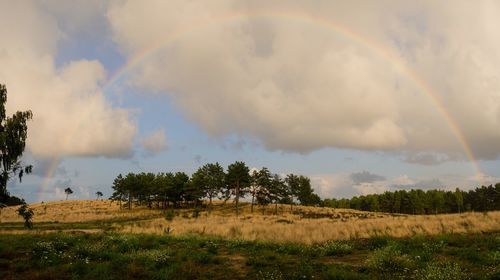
[1,200,499,279]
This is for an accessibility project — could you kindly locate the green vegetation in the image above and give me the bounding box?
[65,188,74,200]
[322,184,500,214]
[16,203,34,229]
[0,84,33,206]
[108,160,499,218]
[0,232,498,279]
[109,162,320,213]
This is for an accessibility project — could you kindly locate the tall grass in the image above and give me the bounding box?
[1,200,499,244]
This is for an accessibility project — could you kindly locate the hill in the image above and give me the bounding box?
[1,200,499,244]
[1,200,499,279]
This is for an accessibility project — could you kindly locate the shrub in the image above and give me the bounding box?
[32,240,68,265]
[367,244,414,275]
[165,210,175,221]
[203,240,218,255]
[367,235,390,250]
[415,262,468,280]
[17,203,34,229]
[321,241,354,256]
[135,249,175,266]
[488,251,500,266]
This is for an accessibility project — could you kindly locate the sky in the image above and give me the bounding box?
[1,0,500,203]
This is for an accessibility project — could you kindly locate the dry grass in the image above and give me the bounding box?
[1,200,499,244]
[0,200,160,223]
[118,211,500,244]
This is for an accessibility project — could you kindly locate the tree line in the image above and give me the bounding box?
[110,161,321,214]
[322,184,500,214]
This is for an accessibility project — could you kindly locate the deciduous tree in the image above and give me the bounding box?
[0,84,33,201]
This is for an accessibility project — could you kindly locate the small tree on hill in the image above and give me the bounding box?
[64,187,73,200]
[191,162,225,213]
[17,203,34,229]
[226,161,251,216]
[96,191,103,200]
[252,167,273,213]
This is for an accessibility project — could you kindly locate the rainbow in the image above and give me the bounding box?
[39,10,484,200]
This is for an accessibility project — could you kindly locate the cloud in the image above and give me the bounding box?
[350,171,386,184]
[0,0,136,159]
[141,129,168,154]
[311,173,355,198]
[311,172,448,198]
[108,0,500,160]
[391,178,445,190]
[402,152,455,165]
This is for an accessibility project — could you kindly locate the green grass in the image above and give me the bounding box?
[0,232,499,279]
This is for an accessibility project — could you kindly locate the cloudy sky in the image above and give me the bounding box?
[2,0,500,202]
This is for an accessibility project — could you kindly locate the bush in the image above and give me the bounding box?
[165,210,175,221]
[320,241,354,256]
[135,249,175,266]
[17,203,34,229]
[367,236,390,250]
[367,244,414,275]
[415,262,468,280]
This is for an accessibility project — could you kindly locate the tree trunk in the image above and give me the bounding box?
[235,180,240,216]
[209,196,213,214]
[251,192,255,213]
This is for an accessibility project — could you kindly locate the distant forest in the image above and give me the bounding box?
[322,184,500,214]
[110,160,499,215]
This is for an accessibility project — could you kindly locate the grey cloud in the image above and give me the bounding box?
[350,171,386,185]
[108,0,500,160]
[391,178,445,190]
[403,152,460,165]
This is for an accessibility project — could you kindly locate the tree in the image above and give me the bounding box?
[17,203,34,229]
[0,84,33,201]
[269,174,287,214]
[296,175,320,206]
[285,174,301,211]
[226,161,251,216]
[96,191,103,200]
[191,163,225,212]
[64,187,73,200]
[110,174,125,208]
[173,172,189,206]
[252,167,273,214]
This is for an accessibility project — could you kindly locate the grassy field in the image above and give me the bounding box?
[1,200,499,279]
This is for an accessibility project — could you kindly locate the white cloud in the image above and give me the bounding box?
[0,0,137,158]
[141,129,168,154]
[108,0,500,161]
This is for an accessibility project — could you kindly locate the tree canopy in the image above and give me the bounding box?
[109,161,322,214]
[322,184,500,214]
[0,84,33,204]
